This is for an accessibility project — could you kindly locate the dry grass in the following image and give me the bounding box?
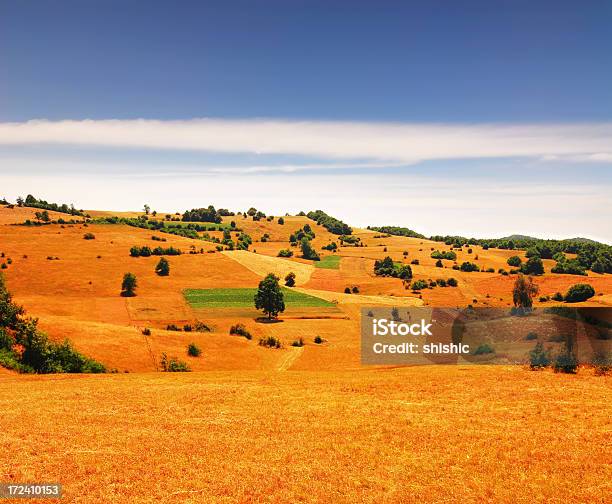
[0,367,609,503]
[222,249,315,286]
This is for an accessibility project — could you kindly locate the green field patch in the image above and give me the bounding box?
[315,255,341,269]
[184,288,335,308]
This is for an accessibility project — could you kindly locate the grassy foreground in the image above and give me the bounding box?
[0,367,609,503]
[183,287,335,308]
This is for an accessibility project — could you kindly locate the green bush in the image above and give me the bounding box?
[160,353,191,372]
[291,337,304,347]
[411,279,428,290]
[229,323,252,340]
[278,249,293,258]
[507,256,522,267]
[259,336,282,348]
[564,283,595,303]
[473,343,495,355]
[525,332,538,340]
[553,350,578,374]
[314,335,323,344]
[447,277,458,287]
[187,343,202,357]
[529,342,551,369]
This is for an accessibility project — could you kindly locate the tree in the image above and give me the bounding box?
[564,283,595,303]
[522,256,544,275]
[507,255,522,267]
[512,274,538,309]
[121,273,138,297]
[284,272,296,287]
[155,257,170,276]
[300,237,320,260]
[435,259,443,268]
[143,204,150,215]
[278,217,285,225]
[254,273,285,319]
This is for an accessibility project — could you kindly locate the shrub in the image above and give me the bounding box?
[155,257,170,276]
[121,273,137,297]
[507,256,522,267]
[83,232,95,240]
[229,323,252,340]
[291,337,304,347]
[431,250,457,261]
[344,287,351,294]
[278,249,293,258]
[525,332,538,340]
[411,259,419,265]
[435,259,443,268]
[447,277,458,287]
[529,341,551,369]
[351,286,359,293]
[142,327,151,336]
[187,343,202,357]
[473,343,495,355]
[552,292,564,301]
[591,351,611,376]
[314,335,323,344]
[259,336,282,348]
[553,349,578,374]
[284,272,296,287]
[564,283,595,303]
[278,217,285,225]
[521,256,544,276]
[194,321,212,332]
[160,353,191,372]
[411,279,428,290]
[436,279,447,287]
[183,324,193,332]
[460,262,480,272]
[166,324,181,331]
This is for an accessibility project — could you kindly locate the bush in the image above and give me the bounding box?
[525,332,538,340]
[284,272,296,287]
[553,349,578,374]
[564,283,595,303]
[411,279,428,290]
[230,323,252,340]
[507,256,522,267]
[521,256,544,275]
[194,321,212,332]
[314,335,323,344]
[344,287,351,294]
[142,327,151,336]
[160,353,191,372]
[529,342,551,369]
[552,292,564,302]
[351,286,359,293]
[435,259,443,268]
[155,257,170,276]
[83,232,95,240]
[291,337,304,347]
[410,259,419,265]
[447,277,458,287]
[431,250,457,261]
[187,343,202,357]
[436,279,447,287]
[460,262,480,272]
[278,249,293,258]
[121,273,137,297]
[259,336,282,348]
[166,324,181,331]
[473,343,495,355]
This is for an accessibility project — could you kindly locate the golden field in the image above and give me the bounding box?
[0,204,610,503]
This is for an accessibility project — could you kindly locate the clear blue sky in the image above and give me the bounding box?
[2,0,611,122]
[1,1,611,241]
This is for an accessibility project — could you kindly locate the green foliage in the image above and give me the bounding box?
[315,255,341,269]
[447,277,458,287]
[160,353,191,372]
[184,288,332,308]
[367,226,424,239]
[284,272,296,287]
[529,342,551,369]
[291,337,304,347]
[187,343,202,357]
[130,245,181,257]
[507,255,522,267]
[300,237,320,261]
[121,273,137,297]
[307,210,352,235]
[254,274,286,319]
[229,323,252,340]
[314,335,323,344]
[521,256,545,275]
[551,257,587,275]
[431,250,457,261]
[525,332,538,340]
[22,194,84,216]
[564,283,595,303]
[155,257,170,276]
[322,242,337,251]
[411,279,428,290]
[473,343,495,355]
[182,205,223,223]
[278,217,285,225]
[259,336,282,348]
[460,262,480,272]
[277,249,293,258]
[373,256,412,282]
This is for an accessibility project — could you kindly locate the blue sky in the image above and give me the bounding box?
[1,1,611,241]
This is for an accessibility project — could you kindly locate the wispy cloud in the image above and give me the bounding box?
[1,118,611,164]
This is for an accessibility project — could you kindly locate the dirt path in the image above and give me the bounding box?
[276,346,304,371]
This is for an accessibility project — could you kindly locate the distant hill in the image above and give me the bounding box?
[503,234,598,244]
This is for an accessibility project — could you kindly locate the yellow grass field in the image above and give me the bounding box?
[0,205,610,502]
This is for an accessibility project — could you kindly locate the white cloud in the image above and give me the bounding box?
[1,118,612,163]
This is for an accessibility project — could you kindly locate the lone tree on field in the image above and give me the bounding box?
[512,274,538,310]
[155,257,170,276]
[254,273,285,320]
[121,272,138,297]
[143,204,150,215]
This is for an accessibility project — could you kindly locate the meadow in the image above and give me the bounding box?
[314,254,341,269]
[184,287,335,308]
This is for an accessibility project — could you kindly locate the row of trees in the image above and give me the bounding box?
[306,210,352,235]
[18,194,85,216]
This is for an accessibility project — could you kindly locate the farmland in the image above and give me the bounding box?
[315,254,341,269]
[184,287,335,308]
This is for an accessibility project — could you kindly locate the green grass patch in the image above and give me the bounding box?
[315,255,341,269]
[184,288,334,308]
